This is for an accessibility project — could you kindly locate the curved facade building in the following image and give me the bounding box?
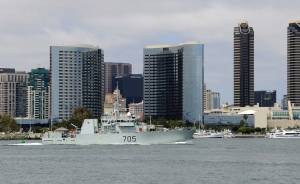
[287,21,300,106]
[234,21,254,107]
[143,42,204,123]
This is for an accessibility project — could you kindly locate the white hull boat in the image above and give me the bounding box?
[266,129,300,139]
[8,142,43,146]
[193,130,224,139]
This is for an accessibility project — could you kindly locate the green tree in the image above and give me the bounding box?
[0,114,19,132]
[69,107,93,128]
[238,126,255,134]
[254,127,262,132]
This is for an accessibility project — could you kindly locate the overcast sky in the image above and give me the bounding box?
[0,0,298,103]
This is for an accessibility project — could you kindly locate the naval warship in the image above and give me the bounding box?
[42,93,195,145]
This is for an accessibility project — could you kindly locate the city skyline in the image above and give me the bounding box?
[0,0,299,103]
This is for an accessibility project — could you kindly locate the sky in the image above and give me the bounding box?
[0,0,299,104]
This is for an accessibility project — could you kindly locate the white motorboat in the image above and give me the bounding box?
[193,130,224,139]
[8,142,43,146]
[266,129,300,139]
[223,129,235,138]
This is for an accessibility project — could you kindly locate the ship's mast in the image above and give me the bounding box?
[114,83,120,119]
[198,114,201,131]
[50,118,53,131]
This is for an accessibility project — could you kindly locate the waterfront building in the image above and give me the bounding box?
[204,103,300,129]
[234,21,254,107]
[50,45,104,120]
[269,102,300,129]
[144,42,204,123]
[205,105,271,128]
[128,101,144,120]
[0,68,28,117]
[104,62,132,94]
[112,74,143,106]
[204,113,255,127]
[27,68,49,119]
[287,21,300,106]
[254,90,276,107]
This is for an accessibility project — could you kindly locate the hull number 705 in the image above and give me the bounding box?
[123,136,136,142]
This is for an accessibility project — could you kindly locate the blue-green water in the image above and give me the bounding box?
[0,139,300,184]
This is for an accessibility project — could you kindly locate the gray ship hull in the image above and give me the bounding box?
[42,129,195,145]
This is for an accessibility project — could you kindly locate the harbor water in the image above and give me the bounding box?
[1,139,300,184]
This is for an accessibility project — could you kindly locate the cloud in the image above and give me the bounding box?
[0,0,298,103]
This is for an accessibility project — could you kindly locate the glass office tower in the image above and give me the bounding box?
[144,42,204,123]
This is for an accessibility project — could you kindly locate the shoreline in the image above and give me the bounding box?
[0,133,42,140]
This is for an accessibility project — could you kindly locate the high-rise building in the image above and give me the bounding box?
[254,90,276,107]
[82,49,104,118]
[27,68,49,119]
[211,92,220,109]
[50,45,104,120]
[0,68,28,117]
[112,74,143,106]
[234,21,254,107]
[144,42,204,123]
[282,95,288,110]
[104,62,132,94]
[287,21,300,106]
[203,84,207,111]
[204,88,220,111]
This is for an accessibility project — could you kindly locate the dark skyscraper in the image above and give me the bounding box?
[104,62,132,94]
[287,21,300,106]
[112,74,143,106]
[254,90,276,107]
[82,49,104,118]
[234,21,254,107]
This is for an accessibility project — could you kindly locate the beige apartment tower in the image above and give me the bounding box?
[0,68,28,117]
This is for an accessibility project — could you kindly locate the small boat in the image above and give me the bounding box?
[8,142,43,146]
[193,130,224,139]
[266,129,300,139]
[223,129,235,138]
[174,141,193,145]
